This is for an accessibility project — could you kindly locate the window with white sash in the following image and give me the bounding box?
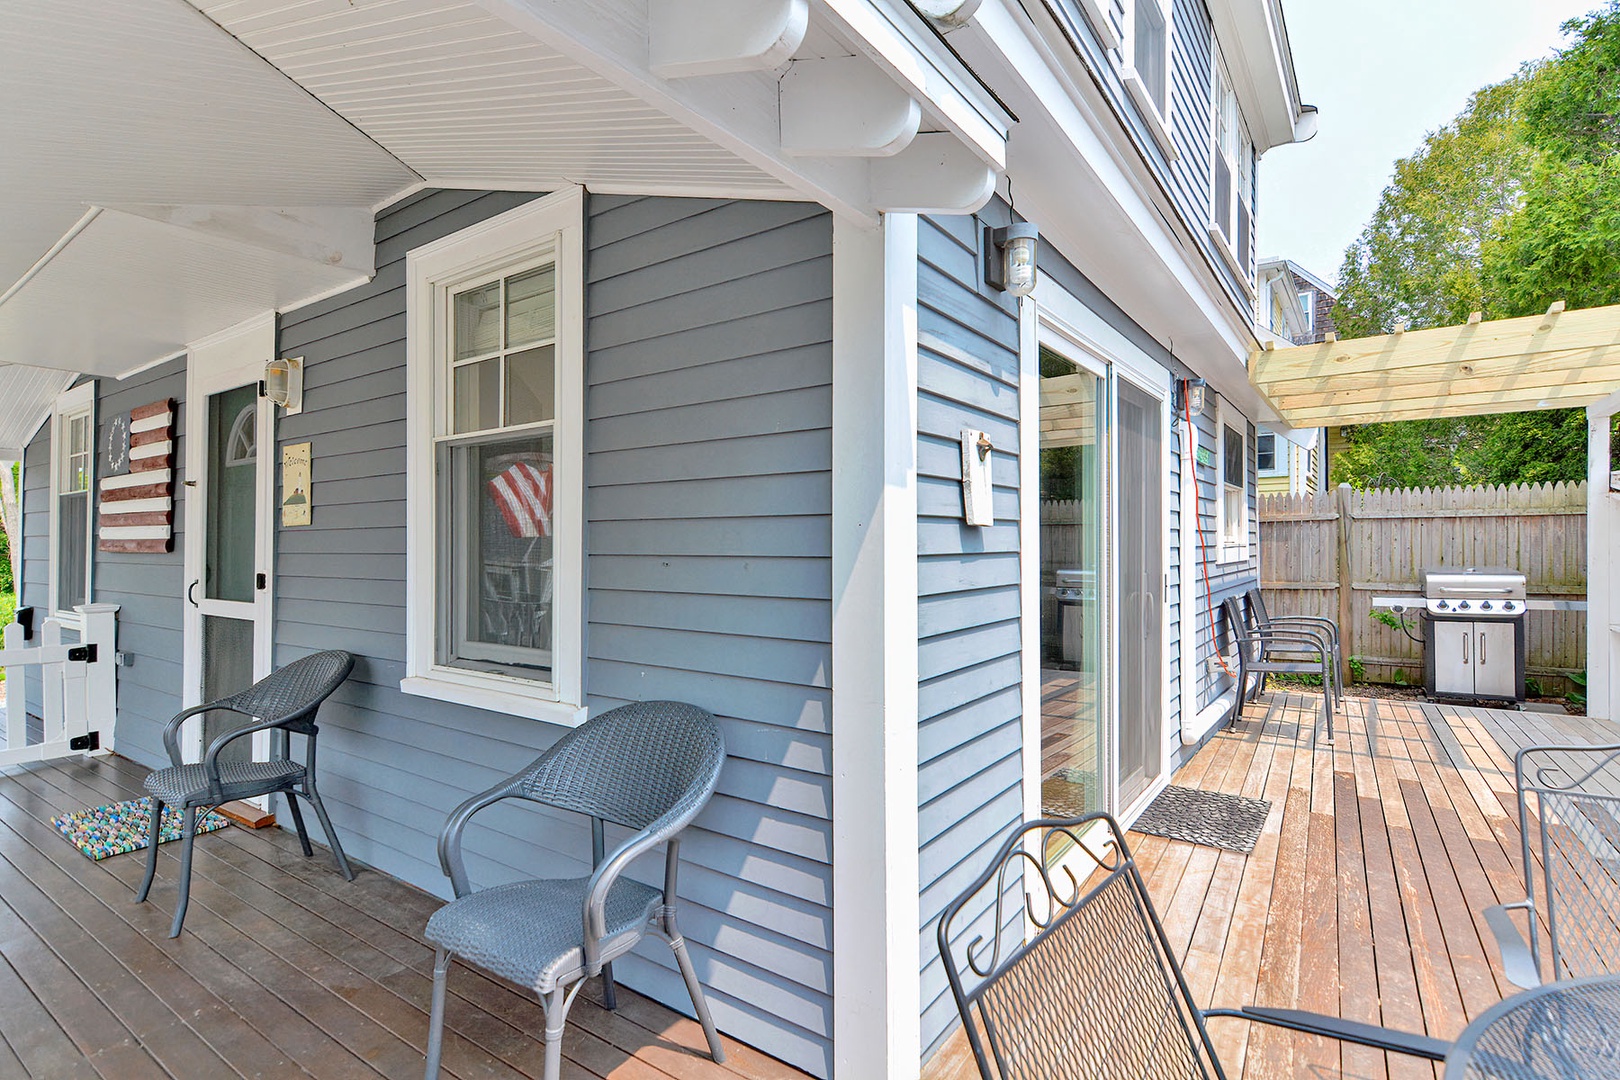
[403,190,586,724]
[1215,398,1249,562]
[1211,52,1255,280]
[1123,0,1175,152]
[50,382,95,622]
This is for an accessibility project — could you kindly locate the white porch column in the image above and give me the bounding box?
[830,212,921,1077]
[1587,400,1619,721]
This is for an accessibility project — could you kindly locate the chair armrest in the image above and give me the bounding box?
[1484,902,1542,989]
[1205,1006,1450,1061]
[436,779,526,898]
[1246,628,1331,654]
[161,702,247,768]
[198,714,309,799]
[1267,617,1340,643]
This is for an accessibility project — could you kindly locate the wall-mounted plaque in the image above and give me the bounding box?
[281,442,312,527]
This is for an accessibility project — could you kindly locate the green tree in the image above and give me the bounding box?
[1328,4,1620,490]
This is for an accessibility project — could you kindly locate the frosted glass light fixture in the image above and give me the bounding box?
[262,356,304,414]
[987,223,1039,297]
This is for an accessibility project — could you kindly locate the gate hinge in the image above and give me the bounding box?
[68,643,98,663]
[70,731,101,752]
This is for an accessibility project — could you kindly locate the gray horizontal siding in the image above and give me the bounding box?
[273,190,835,1078]
[1188,405,1260,726]
[916,209,1026,1061]
[1046,0,1255,310]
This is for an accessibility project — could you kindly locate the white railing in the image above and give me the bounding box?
[0,603,118,765]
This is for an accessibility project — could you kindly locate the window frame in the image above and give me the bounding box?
[1208,49,1255,284]
[1298,290,1315,336]
[48,380,96,627]
[1120,0,1177,159]
[403,188,587,725]
[1256,431,1285,477]
[1214,398,1249,564]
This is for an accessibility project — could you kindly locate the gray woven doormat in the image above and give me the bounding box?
[1131,786,1271,854]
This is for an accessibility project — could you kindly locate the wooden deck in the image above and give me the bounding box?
[925,690,1619,1080]
[0,752,808,1080]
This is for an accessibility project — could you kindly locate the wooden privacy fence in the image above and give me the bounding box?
[1259,482,1586,692]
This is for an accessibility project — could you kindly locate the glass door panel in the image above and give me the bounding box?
[201,614,257,767]
[1116,378,1164,808]
[1038,348,1107,823]
[206,385,260,603]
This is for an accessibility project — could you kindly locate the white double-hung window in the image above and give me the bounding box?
[51,381,95,624]
[1211,51,1255,279]
[1216,399,1249,562]
[1122,0,1176,155]
[403,189,585,724]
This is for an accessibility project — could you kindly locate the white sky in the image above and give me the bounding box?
[1257,0,1594,288]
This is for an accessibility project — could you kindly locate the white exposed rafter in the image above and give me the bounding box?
[649,0,809,78]
[870,133,997,214]
[780,57,922,157]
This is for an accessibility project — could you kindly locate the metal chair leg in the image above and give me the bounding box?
[135,796,163,904]
[302,787,354,881]
[169,805,198,938]
[284,791,314,857]
[601,960,618,1011]
[539,985,585,1080]
[424,948,451,1080]
[668,926,725,1063]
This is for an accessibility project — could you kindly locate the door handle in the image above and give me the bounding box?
[1462,631,1469,664]
[1479,631,1486,665]
[187,580,199,608]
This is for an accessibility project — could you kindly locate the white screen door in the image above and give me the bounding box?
[183,315,275,770]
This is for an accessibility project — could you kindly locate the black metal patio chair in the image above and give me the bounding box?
[1244,586,1343,703]
[1486,740,1620,988]
[1222,595,1337,739]
[422,700,727,1080]
[135,650,356,938]
[938,813,1450,1079]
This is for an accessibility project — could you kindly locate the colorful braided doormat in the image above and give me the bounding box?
[51,798,230,860]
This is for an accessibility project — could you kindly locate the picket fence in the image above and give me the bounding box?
[1259,482,1586,692]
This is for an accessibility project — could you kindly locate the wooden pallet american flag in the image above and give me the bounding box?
[99,398,175,554]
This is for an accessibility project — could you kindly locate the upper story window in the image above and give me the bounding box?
[403,189,586,725]
[51,381,95,622]
[1122,0,1175,155]
[1256,432,1283,475]
[1298,291,1315,336]
[1211,53,1255,280]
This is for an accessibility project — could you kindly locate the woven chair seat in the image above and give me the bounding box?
[145,760,305,804]
[426,875,661,994]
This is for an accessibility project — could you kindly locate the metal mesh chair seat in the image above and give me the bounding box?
[145,760,305,805]
[425,875,661,993]
[135,651,356,937]
[423,700,728,1080]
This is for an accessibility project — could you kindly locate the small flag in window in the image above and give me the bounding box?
[488,462,552,538]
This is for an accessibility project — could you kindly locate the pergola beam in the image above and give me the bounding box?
[1251,301,1620,427]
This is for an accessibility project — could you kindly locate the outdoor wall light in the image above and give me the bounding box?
[1179,378,1208,417]
[986,223,1039,297]
[261,356,304,415]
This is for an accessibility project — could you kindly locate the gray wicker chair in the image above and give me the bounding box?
[938,813,1450,1079]
[135,650,356,937]
[422,700,727,1080]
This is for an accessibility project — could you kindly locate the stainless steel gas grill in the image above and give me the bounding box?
[1420,567,1527,703]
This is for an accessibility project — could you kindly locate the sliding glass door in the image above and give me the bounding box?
[1116,378,1164,809]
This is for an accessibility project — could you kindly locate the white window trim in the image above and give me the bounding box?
[1208,51,1254,287]
[1214,397,1249,564]
[1120,0,1178,160]
[48,381,95,628]
[1256,431,1286,477]
[403,187,587,726]
[1072,0,1121,49]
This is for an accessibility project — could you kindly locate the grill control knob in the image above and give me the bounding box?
[1436,599,1450,610]
[1480,601,1493,611]
[1502,601,1516,612]
[1457,601,1471,611]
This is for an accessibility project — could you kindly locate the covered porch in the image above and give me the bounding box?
[926,689,1617,1080]
[0,749,810,1080]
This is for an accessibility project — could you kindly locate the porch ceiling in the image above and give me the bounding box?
[1251,303,1620,427]
[0,365,76,460]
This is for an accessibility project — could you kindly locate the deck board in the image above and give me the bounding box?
[0,755,810,1080]
[923,691,1619,1080]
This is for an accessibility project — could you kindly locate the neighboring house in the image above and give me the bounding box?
[0,2,1312,1077]
[1256,257,1338,494]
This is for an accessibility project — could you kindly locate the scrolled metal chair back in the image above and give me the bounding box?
[1518,744,1620,981]
[517,700,725,834]
[938,813,1224,1080]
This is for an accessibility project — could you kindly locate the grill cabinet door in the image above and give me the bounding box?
[1474,621,1518,700]
[1433,620,1474,696]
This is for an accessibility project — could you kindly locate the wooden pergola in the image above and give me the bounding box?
[1250,302,1620,427]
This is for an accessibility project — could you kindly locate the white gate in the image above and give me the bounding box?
[0,603,117,766]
